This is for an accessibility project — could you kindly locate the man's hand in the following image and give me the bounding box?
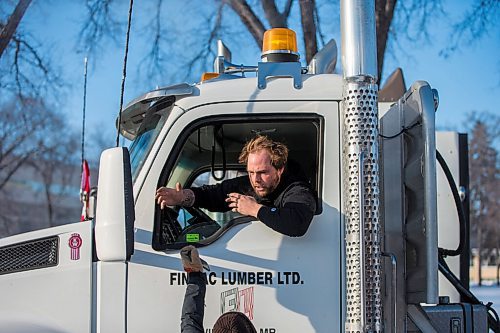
[225,193,262,218]
[155,182,195,209]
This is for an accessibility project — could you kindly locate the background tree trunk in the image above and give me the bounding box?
[299,0,318,64]
[0,0,32,58]
[375,0,397,84]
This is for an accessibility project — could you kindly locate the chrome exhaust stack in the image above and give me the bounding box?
[341,1,382,332]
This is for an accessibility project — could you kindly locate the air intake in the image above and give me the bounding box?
[0,236,59,275]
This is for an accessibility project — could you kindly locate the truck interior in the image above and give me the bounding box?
[152,115,323,250]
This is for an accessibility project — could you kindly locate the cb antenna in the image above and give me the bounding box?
[81,57,88,164]
[80,57,91,221]
[116,0,134,147]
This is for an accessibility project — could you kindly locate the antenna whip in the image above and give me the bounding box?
[81,57,88,164]
[116,0,134,147]
[80,57,91,221]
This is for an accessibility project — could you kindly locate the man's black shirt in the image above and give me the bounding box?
[190,170,317,237]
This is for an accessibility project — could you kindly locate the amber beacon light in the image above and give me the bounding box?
[261,28,299,62]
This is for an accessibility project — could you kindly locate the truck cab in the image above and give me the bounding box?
[126,72,344,332]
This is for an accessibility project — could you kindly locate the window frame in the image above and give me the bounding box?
[152,113,324,250]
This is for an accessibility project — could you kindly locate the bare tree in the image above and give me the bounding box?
[467,112,500,285]
[0,98,48,191]
[2,1,497,96]
[27,129,79,226]
[76,0,497,85]
[442,0,500,57]
[0,0,32,58]
[0,2,78,236]
[0,97,79,190]
[0,0,63,99]
[76,0,124,56]
[0,97,81,236]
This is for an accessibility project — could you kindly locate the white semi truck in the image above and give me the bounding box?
[0,1,497,332]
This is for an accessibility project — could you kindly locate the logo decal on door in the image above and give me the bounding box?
[68,233,82,260]
[220,286,254,320]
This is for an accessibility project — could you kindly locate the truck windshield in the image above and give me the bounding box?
[129,109,170,181]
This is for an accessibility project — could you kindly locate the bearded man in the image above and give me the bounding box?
[155,135,317,237]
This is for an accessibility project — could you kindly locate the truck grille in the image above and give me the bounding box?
[0,236,59,275]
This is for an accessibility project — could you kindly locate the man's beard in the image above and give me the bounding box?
[251,175,280,198]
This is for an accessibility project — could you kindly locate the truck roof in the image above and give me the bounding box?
[179,73,344,110]
[120,73,344,140]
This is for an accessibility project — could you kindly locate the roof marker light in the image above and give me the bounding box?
[201,72,220,82]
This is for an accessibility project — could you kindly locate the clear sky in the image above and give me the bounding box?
[15,0,500,152]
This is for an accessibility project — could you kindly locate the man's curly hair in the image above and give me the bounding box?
[238,135,288,169]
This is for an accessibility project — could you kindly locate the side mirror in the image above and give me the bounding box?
[94,147,135,261]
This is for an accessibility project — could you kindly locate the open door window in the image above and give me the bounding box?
[152,116,322,250]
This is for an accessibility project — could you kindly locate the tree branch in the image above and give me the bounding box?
[1,31,62,99]
[442,0,500,57]
[299,0,317,63]
[0,0,32,58]
[0,152,32,191]
[137,0,167,83]
[375,0,397,84]
[262,0,287,27]
[226,0,266,48]
[313,2,326,47]
[77,0,122,56]
[179,2,226,79]
[283,0,294,20]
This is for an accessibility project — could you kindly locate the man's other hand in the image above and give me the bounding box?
[225,193,263,218]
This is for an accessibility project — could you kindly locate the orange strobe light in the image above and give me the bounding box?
[261,28,299,62]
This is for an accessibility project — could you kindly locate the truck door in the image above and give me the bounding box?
[127,100,342,332]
